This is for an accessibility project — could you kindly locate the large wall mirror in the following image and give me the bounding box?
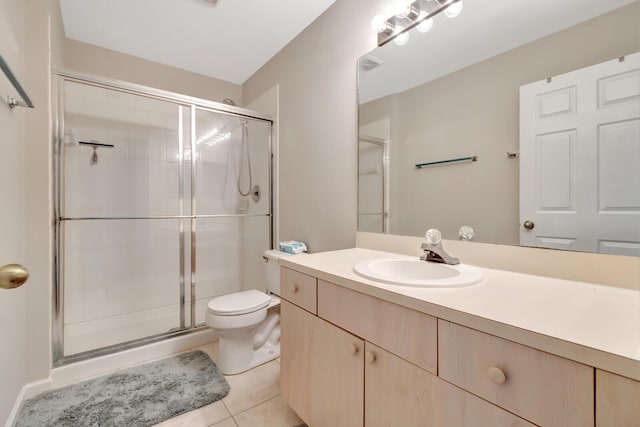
[358,0,640,256]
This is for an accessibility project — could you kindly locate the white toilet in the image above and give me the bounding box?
[206,249,302,375]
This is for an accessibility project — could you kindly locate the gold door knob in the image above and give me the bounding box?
[0,264,29,289]
[523,220,535,230]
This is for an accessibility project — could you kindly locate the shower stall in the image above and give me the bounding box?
[52,72,272,365]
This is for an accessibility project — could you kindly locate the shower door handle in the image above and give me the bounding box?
[0,264,29,289]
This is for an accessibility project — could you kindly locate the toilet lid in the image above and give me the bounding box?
[207,290,271,315]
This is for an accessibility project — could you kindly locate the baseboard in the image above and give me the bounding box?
[5,378,53,427]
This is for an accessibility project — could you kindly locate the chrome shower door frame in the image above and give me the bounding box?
[52,71,273,367]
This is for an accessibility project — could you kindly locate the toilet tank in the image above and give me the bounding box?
[263,249,306,295]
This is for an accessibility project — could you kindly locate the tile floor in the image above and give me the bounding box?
[152,342,304,427]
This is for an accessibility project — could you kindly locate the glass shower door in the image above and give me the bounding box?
[60,80,192,355]
[192,108,272,325]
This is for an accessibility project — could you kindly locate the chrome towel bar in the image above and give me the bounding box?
[1,54,34,109]
[415,155,477,169]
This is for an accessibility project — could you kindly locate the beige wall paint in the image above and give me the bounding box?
[0,0,27,420]
[23,0,67,384]
[243,0,389,252]
[360,3,640,245]
[64,38,242,105]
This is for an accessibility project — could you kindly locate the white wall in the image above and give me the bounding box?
[0,0,27,421]
[243,0,389,253]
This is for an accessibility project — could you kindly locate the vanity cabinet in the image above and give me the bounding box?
[280,266,615,427]
[596,369,640,426]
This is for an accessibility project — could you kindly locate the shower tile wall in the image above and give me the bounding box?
[61,81,271,355]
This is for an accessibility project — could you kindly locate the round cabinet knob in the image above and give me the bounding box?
[523,220,535,230]
[487,366,507,385]
[350,343,359,355]
[292,283,299,293]
[365,351,376,364]
[0,264,29,289]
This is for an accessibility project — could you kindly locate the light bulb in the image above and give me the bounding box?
[416,17,434,33]
[393,1,413,18]
[371,15,386,32]
[371,14,395,34]
[394,31,409,46]
[444,0,463,18]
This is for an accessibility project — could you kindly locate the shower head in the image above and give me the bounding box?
[222,98,236,106]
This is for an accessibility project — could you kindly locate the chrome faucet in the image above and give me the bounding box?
[420,229,460,265]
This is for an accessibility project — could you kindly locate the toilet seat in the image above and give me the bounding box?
[208,290,271,316]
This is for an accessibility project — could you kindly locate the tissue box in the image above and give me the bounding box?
[279,241,307,254]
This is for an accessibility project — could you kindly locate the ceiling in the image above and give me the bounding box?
[59,0,337,85]
[359,0,638,104]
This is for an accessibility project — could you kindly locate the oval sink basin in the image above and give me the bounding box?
[353,257,483,288]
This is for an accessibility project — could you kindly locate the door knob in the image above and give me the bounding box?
[365,351,376,364]
[487,366,507,385]
[523,220,535,230]
[349,343,359,355]
[0,264,29,289]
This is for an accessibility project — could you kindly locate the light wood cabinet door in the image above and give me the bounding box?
[280,300,314,424]
[365,342,535,427]
[310,316,364,427]
[281,300,364,427]
[596,369,640,426]
[439,320,594,426]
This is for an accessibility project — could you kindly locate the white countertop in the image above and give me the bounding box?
[280,248,640,381]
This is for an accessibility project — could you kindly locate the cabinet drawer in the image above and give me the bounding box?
[596,369,640,426]
[439,320,594,426]
[280,267,317,314]
[318,280,437,374]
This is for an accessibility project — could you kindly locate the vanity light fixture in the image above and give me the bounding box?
[373,0,463,46]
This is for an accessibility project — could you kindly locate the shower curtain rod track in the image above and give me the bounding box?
[54,69,273,123]
[59,214,271,221]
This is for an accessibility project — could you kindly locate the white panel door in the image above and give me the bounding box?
[520,53,640,255]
